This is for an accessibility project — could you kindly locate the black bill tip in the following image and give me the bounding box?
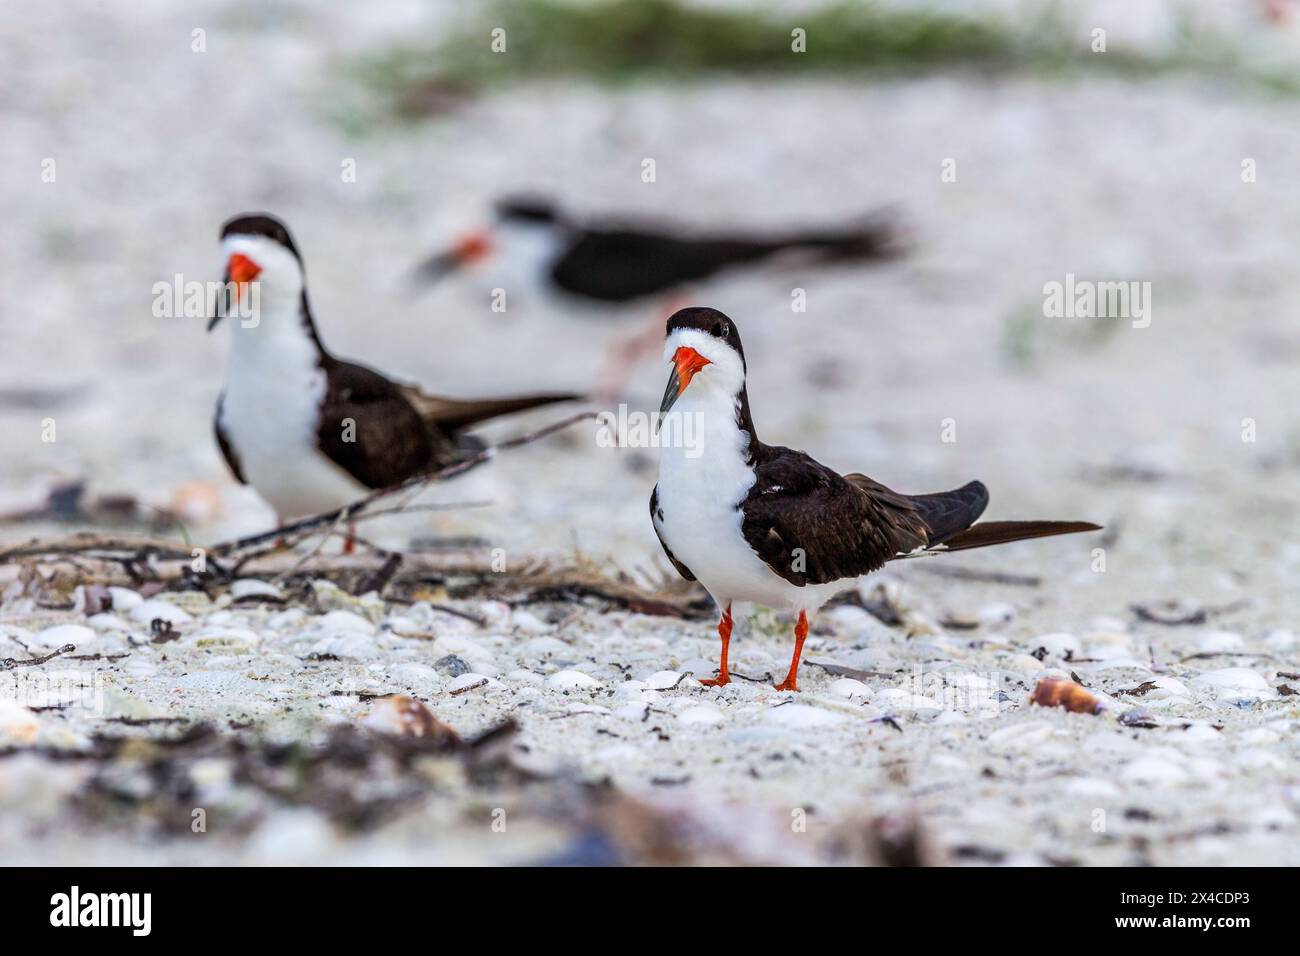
[659,367,682,416]
[411,250,460,287]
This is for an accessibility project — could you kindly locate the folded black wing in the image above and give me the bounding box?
[550,229,776,302]
[740,448,936,587]
[316,358,456,489]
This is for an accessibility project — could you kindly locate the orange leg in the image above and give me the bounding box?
[699,603,733,687]
[774,610,809,692]
[343,522,357,555]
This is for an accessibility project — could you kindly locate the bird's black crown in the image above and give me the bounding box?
[665,307,745,362]
[220,213,301,261]
[495,196,559,224]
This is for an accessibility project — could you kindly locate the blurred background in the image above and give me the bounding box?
[5,0,1300,867]
[3,0,1300,625]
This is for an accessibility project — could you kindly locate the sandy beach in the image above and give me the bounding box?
[1,0,1297,865]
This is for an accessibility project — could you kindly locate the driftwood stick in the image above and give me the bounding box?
[350,501,493,522]
[208,410,596,557]
[1,643,77,671]
[0,533,192,564]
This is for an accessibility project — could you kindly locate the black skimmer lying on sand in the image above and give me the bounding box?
[414,196,903,395]
[415,196,901,304]
[209,213,578,539]
[649,307,1100,692]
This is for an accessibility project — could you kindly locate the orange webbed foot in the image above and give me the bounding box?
[699,674,731,687]
[773,678,799,692]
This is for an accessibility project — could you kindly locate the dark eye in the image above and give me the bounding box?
[713,321,729,337]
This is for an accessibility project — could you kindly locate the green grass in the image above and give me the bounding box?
[999,297,1127,373]
[343,0,1300,126]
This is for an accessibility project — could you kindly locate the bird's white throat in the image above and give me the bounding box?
[658,381,752,497]
[219,233,322,406]
[478,218,563,307]
[656,326,755,511]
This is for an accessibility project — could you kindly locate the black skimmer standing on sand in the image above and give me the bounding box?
[414,196,903,394]
[649,307,1100,692]
[209,213,579,541]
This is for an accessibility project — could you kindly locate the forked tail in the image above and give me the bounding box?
[780,212,907,262]
[906,479,1099,555]
[932,520,1102,553]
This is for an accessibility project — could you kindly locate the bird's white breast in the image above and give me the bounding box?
[654,386,808,610]
[219,322,368,521]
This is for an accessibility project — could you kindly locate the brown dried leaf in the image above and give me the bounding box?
[1117,680,1159,697]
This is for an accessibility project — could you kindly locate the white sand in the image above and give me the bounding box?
[0,1,1297,865]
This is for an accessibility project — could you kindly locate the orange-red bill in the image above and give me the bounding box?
[227,252,262,304]
[660,346,711,414]
[416,232,495,284]
[210,252,263,330]
[227,252,261,284]
[454,231,494,264]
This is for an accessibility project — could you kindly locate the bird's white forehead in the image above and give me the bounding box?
[220,234,299,272]
[663,327,727,363]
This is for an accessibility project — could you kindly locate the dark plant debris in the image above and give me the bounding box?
[1131,599,1248,626]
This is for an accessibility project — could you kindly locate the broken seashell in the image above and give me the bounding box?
[1029,677,1105,715]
